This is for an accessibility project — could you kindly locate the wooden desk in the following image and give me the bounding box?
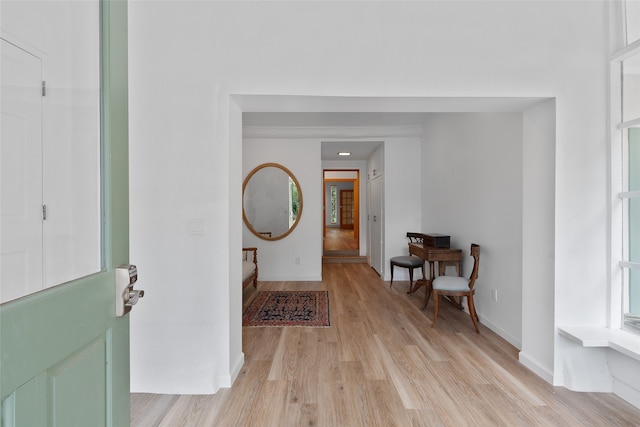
[407,243,463,308]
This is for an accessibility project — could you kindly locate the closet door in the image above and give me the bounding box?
[369,176,384,276]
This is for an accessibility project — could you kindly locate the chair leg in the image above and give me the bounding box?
[431,291,440,328]
[390,263,394,287]
[408,268,414,289]
[467,294,480,333]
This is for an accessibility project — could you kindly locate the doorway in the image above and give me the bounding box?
[323,169,360,259]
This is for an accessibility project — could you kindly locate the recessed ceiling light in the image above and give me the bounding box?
[338,152,351,156]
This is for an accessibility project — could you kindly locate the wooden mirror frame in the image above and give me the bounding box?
[242,163,303,241]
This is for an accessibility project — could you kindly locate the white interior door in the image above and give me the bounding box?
[0,39,43,303]
[369,176,383,275]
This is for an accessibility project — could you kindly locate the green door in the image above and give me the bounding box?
[0,1,131,426]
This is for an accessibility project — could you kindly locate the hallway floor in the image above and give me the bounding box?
[324,228,358,253]
[131,263,640,426]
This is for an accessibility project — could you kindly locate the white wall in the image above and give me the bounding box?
[421,113,524,347]
[381,136,423,280]
[242,138,322,281]
[128,0,613,398]
[521,99,556,381]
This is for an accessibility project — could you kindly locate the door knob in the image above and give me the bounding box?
[116,264,145,316]
[126,289,144,306]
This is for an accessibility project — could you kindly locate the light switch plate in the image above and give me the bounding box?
[188,218,205,235]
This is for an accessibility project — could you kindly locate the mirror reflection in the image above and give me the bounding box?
[243,163,302,241]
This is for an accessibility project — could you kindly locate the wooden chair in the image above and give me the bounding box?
[389,233,425,289]
[242,247,258,289]
[428,244,481,333]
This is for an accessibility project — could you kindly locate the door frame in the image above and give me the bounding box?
[322,169,360,245]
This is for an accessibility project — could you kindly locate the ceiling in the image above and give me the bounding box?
[319,140,383,161]
[243,112,430,161]
[239,96,549,161]
[242,112,431,128]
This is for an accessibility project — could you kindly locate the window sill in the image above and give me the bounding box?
[558,327,640,362]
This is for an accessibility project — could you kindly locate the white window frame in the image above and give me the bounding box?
[610,37,640,332]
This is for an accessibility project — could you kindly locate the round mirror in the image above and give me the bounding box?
[242,163,303,241]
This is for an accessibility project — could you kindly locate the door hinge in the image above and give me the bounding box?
[41,81,46,97]
[42,204,47,220]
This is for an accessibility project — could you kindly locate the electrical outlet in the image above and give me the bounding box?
[491,288,498,302]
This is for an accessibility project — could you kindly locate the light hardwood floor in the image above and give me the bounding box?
[324,228,358,252]
[131,263,640,426]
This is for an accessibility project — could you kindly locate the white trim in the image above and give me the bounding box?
[478,314,521,349]
[617,117,640,130]
[242,124,423,139]
[612,378,640,411]
[558,326,640,362]
[620,261,640,270]
[0,32,47,60]
[229,352,245,387]
[258,274,323,281]
[610,58,624,329]
[610,38,640,62]
[619,191,640,198]
[518,351,554,384]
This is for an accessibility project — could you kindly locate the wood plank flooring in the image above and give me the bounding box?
[324,228,358,252]
[131,263,640,426]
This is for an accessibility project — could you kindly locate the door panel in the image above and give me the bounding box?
[0,1,130,426]
[0,39,43,303]
[51,338,107,426]
[340,190,354,229]
[0,268,124,426]
[3,373,47,426]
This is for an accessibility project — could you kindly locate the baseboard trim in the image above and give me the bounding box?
[259,275,323,281]
[478,314,522,349]
[518,350,554,384]
[229,352,245,386]
[612,378,640,410]
[212,352,245,393]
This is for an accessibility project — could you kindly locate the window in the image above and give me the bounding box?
[289,176,300,228]
[626,126,640,332]
[330,185,337,224]
[612,1,640,333]
[1,1,101,304]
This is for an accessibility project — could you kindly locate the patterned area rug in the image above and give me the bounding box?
[243,291,330,327]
